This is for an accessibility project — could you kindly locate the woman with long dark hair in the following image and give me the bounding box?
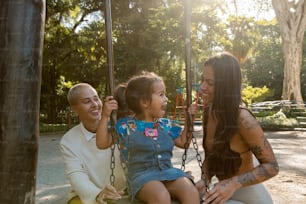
[196,52,279,204]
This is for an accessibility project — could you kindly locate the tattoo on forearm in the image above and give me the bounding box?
[271,161,279,171]
[238,172,256,186]
[257,165,273,179]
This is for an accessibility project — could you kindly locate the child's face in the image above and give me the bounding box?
[146,81,168,120]
[200,66,215,104]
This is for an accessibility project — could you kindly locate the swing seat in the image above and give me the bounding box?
[68,195,179,204]
[115,195,180,203]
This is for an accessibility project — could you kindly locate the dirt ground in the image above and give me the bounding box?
[36,130,306,204]
[263,131,306,204]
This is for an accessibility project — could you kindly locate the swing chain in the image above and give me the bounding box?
[109,113,118,186]
[110,143,116,186]
[181,131,191,171]
[115,136,128,174]
[112,124,128,169]
[191,133,203,170]
[109,122,128,186]
[181,131,203,172]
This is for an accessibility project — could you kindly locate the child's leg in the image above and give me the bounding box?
[165,177,200,204]
[137,180,171,204]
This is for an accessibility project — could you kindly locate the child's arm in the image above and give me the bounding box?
[174,104,197,148]
[96,96,118,149]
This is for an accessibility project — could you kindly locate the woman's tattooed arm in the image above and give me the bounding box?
[237,109,279,187]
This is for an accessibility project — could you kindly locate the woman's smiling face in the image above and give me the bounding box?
[200,65,215,104]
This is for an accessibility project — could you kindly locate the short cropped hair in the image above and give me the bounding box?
[67,83,94,106]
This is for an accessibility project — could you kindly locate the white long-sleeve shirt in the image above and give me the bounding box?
[60,123,126,204]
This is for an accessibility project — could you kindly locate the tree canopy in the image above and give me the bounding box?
[41,0,306,123]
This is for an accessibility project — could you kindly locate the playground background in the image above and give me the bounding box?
[35,129,306,204]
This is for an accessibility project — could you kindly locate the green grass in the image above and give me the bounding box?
[39,123,70,133]
[39,109,301,133]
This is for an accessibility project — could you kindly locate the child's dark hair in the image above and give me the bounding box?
[114,83,131,119]
[125,72,163,115]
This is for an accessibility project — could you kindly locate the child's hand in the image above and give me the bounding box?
[102,96,118,118]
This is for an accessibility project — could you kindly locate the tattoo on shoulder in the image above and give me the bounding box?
[250,145,263,155]
[240,115,259,130]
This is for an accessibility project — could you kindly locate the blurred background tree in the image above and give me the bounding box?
[41,0,306,124]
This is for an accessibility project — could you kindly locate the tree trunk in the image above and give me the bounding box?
[0,1,45,203]
[282,41,304,103]
[272,0,306,107]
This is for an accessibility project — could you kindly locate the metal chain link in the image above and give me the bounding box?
[181,131,203,171]
[191,134,203,169]
[109,117,117,186]
[115,142,128,174]
[181,131,191,171]
[109,124,129,186]
[110,143,116,186]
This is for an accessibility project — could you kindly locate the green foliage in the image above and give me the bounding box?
[243,19,283,99]
[259,110,299,130]
[41,0,304,126]
[42,0,106,123]
[56,75,74,96]
[242,85,274,106]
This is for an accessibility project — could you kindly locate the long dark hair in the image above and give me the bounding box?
[203,52,242,179]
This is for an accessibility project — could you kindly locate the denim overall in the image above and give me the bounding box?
[116,117,191,202]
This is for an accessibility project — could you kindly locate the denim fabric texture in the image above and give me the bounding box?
[116,117,191,201]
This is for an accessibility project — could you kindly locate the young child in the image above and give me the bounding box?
[96,72,200,204]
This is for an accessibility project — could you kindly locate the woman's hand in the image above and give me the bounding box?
[203,178,240,204]
[195,179,208,201]
[96,184,124,204]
